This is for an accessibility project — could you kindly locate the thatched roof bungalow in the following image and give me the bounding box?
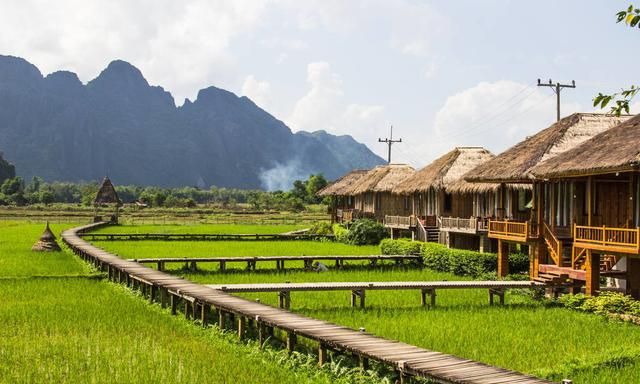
[317,169,369,223]
[93,176,121,223]
[351,164,415,220]
[465,113,631,184]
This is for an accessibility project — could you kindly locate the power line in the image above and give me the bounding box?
[378,125,402,163]
[537,78,576,121]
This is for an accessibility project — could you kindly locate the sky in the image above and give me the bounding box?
[2,0,639,168]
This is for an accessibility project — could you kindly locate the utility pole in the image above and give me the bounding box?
[378,125,402,164]
[537,79,576,121]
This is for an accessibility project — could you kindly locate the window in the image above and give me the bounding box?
[404,195,410,210]
[518,190,532,212]
[444,193,452,212]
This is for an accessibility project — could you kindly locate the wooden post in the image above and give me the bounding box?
[170,294,177,315]
[627,257,640,299]
[318,343,328,366]
[497,239,509,278]
[585,250,600,296]
[286,332,297,352]
[257,317,265,346]
[530,241,546,279]
[220,261,226,272]
[587,176,593,226]
[218,310,226,329]
[160,288,168,308]
[238,317,246,339]
[201,304,210,327]
[150,285,157,303]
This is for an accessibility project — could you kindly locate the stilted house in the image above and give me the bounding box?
[31,222,61,252]
[389,147,525,249]
[530,113,640,297]
[348,164,415,225]
[464,113,631,279]
[94,176,122,224]
[317,169,369,223]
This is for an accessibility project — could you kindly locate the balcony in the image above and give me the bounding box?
[573,224,640,255]
[384,215,415,229]
[439,217,488,234]
[488,220,530,243]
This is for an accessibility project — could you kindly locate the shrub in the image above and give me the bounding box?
[558,292,640,317]
[344,219,387,245]
[508,252,529,274]
[308,222,333,235]
[380,239,423,255]
[332,224,349,243]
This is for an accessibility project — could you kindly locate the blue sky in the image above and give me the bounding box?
[2,0,638,167]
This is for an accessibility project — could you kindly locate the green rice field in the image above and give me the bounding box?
[91,225,640,383]
[90,223,309,234]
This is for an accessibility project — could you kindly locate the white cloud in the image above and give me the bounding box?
[0,0,269,103]
[630,101,640,114]
[241,75,272,110]
[422,80,582,162]
[286,62,386,152]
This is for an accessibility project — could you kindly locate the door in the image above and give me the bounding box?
[596,182,629,227]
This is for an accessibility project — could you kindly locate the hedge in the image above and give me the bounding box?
[380,239,529,277]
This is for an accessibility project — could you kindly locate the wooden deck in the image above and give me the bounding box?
[62,222,556,384]
[206,280,542,309]
[132,254,422,271]
[79,232,334,241]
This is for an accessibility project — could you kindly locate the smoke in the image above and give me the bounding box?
[259,160,307,191]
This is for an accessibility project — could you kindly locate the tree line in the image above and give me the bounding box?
[0,172,329,212]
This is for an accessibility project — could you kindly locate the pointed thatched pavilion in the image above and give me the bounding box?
[94,176,121,224]
[529,113,640,296]
[32,222,61,252]
[317,169,369,223]
[464,113,631,277]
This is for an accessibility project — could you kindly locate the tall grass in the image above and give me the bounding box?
[0,221,89,277]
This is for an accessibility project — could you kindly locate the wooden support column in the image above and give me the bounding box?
[150,285,157,303]
[627,257,640,299]
[497,239,509,278]
[201,304,210,327]
[420,289,436,307]
[238,317,246,339]
[257,317,266,346]
[278,291,291,309]
[530,241,546,279]
[286,332,297,352]
[218,310,226,329]
[587,176,593,226]
[170,294,178,315]
[350,289,365,308]
[318,343,328,366]
[489,288,505,305]
[585,250,600,296]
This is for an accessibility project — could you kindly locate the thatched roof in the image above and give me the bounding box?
[393,147,494,194]
[317,169,369,196]
[446,179,531,194]
[531,113,640,178]
[32,222,61,252]
[350,164,415,195]
[94,177,121,205]
[464,113,631,184]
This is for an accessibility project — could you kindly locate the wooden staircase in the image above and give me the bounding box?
[425,226,439,242]
[572,248,619,272]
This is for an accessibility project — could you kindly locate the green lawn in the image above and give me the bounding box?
[0,221,89,277]
[0,278,337,384]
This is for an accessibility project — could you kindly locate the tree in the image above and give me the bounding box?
[306,174,328,203]
[0,153,15,185]
[594,5,640,115]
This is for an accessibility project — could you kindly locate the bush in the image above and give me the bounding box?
[380,238,423,255]
[308,222,333,235]
[344,219,387,245]
[558,292,640,316]
[332,224,349,243]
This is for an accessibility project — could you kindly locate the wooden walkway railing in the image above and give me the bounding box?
[207,280,542,309]
[384,215,414,229]
[79,233,335,241]
[132,255,422,272]
[488,220,529,243]
[574,224,640,255]
[439,217,488,234]
[62,223,556,384]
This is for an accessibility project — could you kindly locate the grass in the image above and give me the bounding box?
[183,267,640,382]
[0,221,90,277]
[91,223,309,234]
[0,278,341,384]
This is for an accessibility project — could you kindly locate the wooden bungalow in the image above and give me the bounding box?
[348,164,415,227]
[317,169,369,223]
[390,147,526,249]
[529,113,640,297]
[464,113,631,278]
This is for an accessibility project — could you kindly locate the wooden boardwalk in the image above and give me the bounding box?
[206,280,541,309]
[62,222,556,384]
[80,232,334,241]
[132,254,422,271]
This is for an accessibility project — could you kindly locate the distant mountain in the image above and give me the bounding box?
[0,56,384,189]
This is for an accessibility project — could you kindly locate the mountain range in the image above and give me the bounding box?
[0,55,384,189]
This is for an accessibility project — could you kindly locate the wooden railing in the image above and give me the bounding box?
[439,217,479,233]
[488,220,529,242]
[384,215,414,228]
[574,224,640,254]
[416,218,428,242]
[542,222,562,267]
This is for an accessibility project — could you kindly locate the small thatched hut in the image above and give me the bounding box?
[94,176,121,223]
[463,113,631,278]
[32,222,61,252]
[528,114,640,296]
[349,164,415,222]
[317,169,369,223]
